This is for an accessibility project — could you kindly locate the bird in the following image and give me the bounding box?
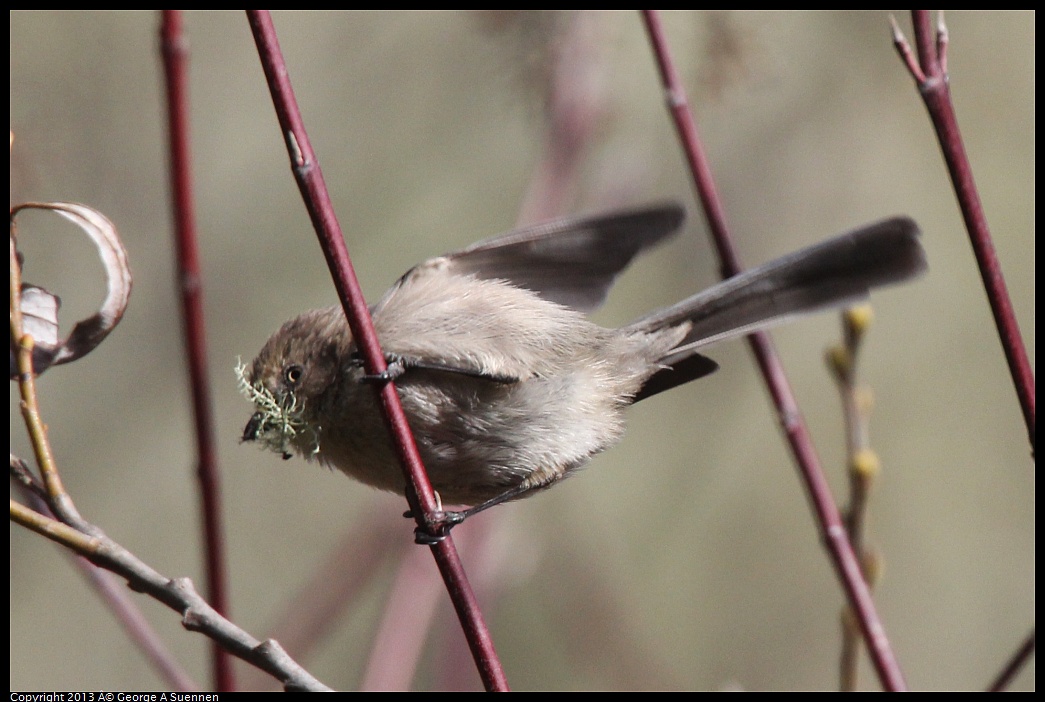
[240,203,926,535]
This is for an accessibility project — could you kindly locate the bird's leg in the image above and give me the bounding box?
[410,482,543,545]
[355,352,518,385]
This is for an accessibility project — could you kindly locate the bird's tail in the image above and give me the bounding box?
[627,216,927,401]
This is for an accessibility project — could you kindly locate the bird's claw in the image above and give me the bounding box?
[359,354,407,384]
[410,510,467,545]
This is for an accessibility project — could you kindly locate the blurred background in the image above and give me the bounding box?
[10,11,1034,691]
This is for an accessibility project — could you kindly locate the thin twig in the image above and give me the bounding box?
[15,482,201,691]
[640,10,907,691]
[11,498,333,690]
[10,453,46,499]
[159,10,235,691]
[891,11,1035,450]
[987,628,1035,692]
[828,306,884,691]
[892,12,1035,689]
[11,234,87,530]
[11,277,332,691]
[244,11,508,691]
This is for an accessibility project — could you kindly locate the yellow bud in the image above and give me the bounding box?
[861,546,884,586]
[850,449,880,480]
[827,343,851,379]
[845,304,874,339]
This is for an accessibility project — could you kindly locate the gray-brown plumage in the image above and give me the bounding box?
[241,204,926,513]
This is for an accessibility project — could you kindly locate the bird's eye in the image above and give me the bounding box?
[283,364,304,387]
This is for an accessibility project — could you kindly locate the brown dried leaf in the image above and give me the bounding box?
[9,284,62,377]
[10,202,131,376]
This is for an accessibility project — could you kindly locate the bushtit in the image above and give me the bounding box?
[240,204,925,530]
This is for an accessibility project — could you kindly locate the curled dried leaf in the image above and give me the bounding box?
[10,202,131,377]
[9,284,62,377]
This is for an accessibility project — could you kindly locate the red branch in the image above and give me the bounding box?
[892,10,1036,690]
[159,10,235,692]
[244,11,508,692]
[641,10,908,691]
[891,11,1035,450]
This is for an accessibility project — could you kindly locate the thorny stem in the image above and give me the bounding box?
[245,11,508,692]
[891,11,1035,451]
[641,10,907,691]
[159,10,235,691]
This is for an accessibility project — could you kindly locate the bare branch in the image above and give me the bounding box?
[640,9,907,691]
[158,10,235,691]
[244,10,508,691]
[892,10,1035,450]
